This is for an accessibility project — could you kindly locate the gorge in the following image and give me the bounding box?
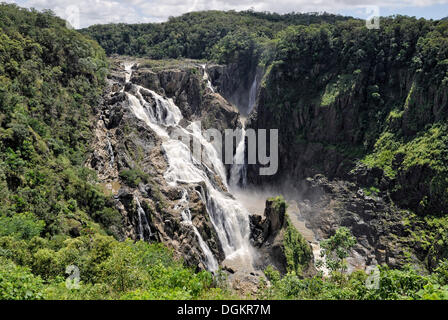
[2,4,448,300]
[93,58,281,288]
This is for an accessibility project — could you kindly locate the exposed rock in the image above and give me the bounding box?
[207,63,263,115]
[297,174,417,271]
[250,198,285,248]
[87,58,236,271]
[132,66,240,132]
[250,198,314,276]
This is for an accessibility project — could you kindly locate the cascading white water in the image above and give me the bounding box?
[188,121,227,185]
[175,190,219,271]
[123,64,253,271]
[106,137,114,168]
[247,75,258,115]
[123,62,133,84]
[229,122,247,188]
[229,75,258,188]
[201,64,215,93]
[162,125,252,261]
[135,198,153,241]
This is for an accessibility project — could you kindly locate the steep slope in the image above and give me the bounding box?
[0,4,239,300]
[89,57,245,270]
[249,17,448,215]
[0,3,118,237]
[245,16,448,271]
[3,4,448,300]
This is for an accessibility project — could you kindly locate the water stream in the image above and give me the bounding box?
[229,120,247,188]
[122,62,253,271]
[229,74,258,188]
[106,137,114,168]
[175,190,219,271]
[135,197,153,241]
[201,64,215,93]
[247,75,258,115]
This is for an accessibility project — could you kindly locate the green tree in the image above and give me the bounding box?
[0,257,44,300]
[318,227,357,275]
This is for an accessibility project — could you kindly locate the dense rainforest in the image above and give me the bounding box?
[1,3,448,300]
[81,10,352,59]
[0,4,230,300]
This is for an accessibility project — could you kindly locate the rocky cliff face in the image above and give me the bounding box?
[240,55,447,272]
[249,197,316,276]
[87,58,246,270]
[207,63,263,115]
[249,198,288,273]
[248,53,448,217]
[296,174,418,271]
[87,54,435,281]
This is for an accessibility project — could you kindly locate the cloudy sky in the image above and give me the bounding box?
[4,0,448,28]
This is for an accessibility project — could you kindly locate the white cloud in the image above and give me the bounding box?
[6,0,448,27]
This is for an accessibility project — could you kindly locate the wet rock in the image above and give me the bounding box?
[265,198,286,235]
[208,63,263,116]
[297,174,417,271]
[249,198,314,276]
[86,58,233,271]
[249,215,269,248]
[132,69,162,93]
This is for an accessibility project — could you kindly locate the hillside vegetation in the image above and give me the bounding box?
[89,10,448,224]
[0,4,232,300]
[259,16,448,215]
[2,3,448,300]
[81,10,351,59]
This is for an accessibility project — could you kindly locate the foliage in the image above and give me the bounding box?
[268,196,287,213]
[0,212,44,240]
[0,3,119,238]
[83,12,448,221]
[263,227,448,300]
[0,4,235,301]
[262,264,448,300]
[283,217,313,275]
[257,15,448,219]
[81,11,350,59]
[3,4,448,300]
[0,257,44,300]
[318,227,357,275]
[119,168,150,188]
[0,234,232,300]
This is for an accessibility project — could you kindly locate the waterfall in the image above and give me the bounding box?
[175,190,219,271]
[201,64,215,93]
[229,122,247,188]
[124,71,253,271]
[106,137,114,168]
[135,197,153,241]
[229,74,258,188]
[162,124,252,261]
[126,92,171,139]
[188,121,227,185]
[247,75,257,115]
[123,62,133,84]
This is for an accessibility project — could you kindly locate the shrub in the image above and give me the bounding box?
[0,257,44,300]
[0,212,44,240]
[119,169,150,188]
[283,218,313,275]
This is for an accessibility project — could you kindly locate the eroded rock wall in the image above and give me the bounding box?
[87,58,245,270]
